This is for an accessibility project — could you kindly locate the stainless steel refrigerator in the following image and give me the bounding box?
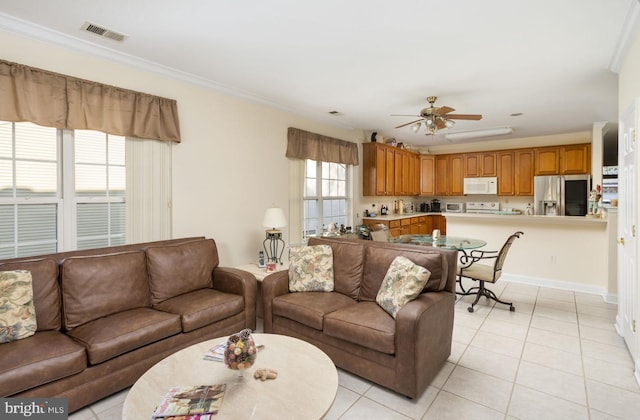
[533,175,590,216]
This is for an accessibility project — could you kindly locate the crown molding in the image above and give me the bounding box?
[609,0,640,73]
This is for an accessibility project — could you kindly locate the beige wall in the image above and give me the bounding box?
[0,29,363,266]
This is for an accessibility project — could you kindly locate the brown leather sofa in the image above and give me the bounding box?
[262,236,457,399]
[0,237,256,413]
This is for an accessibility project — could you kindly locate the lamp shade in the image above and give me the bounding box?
[263,207,287,229]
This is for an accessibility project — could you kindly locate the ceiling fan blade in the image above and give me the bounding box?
[447,114,483,120]
[433,106,455,116]
[395,119,423,129]
[391,114,420,117]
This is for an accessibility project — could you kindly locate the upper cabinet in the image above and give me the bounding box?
[561,144,591,174]
[535,144,591,175]
[420,155,435,196]
[362,143,420,196]
[448,154,464,196]
[464,152,497,177]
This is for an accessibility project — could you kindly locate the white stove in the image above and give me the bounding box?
[465,201,500,214]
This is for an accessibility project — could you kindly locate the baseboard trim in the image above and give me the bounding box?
[501,273,610,298]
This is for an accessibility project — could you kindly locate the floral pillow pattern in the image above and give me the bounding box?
[0,270,37,343]
[288,245,334,292]
[376,256,431,318]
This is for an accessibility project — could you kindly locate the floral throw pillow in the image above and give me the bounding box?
[288,245,334,292]
[376,256,431,318]
[0,270,37,343]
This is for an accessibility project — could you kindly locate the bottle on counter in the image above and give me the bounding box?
[525,203,533,216]
[398,199,404,215]
[393,200,398,214]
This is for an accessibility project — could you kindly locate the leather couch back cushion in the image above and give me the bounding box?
[359,246,445,301]
[146,239,219,304]
[0,259,61,331]
[61,251,151,330]
[307,237,364,299]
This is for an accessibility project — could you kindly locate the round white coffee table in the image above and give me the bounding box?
[122,333,338,419]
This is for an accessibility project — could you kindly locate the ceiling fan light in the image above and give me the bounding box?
[411,122,422,133]
[426,118,433,125]
[445,119,455,128]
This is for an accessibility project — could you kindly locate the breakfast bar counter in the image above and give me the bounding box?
[444,209,616,300]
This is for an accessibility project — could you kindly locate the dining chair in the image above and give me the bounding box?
[457,231,523,313]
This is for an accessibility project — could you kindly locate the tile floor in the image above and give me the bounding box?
[70,280,640,419]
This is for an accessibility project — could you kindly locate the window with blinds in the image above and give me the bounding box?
[0,121,126,259]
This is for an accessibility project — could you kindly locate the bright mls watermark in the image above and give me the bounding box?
[0,398,67,419]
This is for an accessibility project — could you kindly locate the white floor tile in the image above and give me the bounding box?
[447,340,467,364]
[516,360,587,405]
[579,324,627,348]
[365,384,438,419]
[423,390,504,420]
[338,396,412,420]
[586,379,640,420]
[535,297,577,313]
[533,305,578,323]
[458,345,520,381]
[442,366,513,413]
[508,384,589,420]
[337,369,373,394]
[322,386,362,420]
[526,327,581,354]
[452,323,478,345]
[480,317,529,341]
[470,330,525,359]
[583,356,640,393]
[521,342,584,376]
[68,408,96,420]
[430,362,455,389]
[581,339,635,368]
[530,314,580,337]
[537,288,575,303]
[576,304,617,320]
[486,306,532,326]
[502,282,539,296]
[578,313,617,331]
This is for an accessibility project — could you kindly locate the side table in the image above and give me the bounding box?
[235,262,289,319]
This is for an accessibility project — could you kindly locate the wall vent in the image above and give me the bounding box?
[81,21,127,42]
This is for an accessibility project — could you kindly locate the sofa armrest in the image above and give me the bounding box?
[261,271,289,332]
[212,267,257,331]
[394,290,455,397]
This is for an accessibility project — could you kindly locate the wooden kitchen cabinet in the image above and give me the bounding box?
[497,151,515,195]
[362,143,395,196]
[464,152,497,177]
[394,149,406,196]
[535,146,561,175]
[435,155,448,195]
[420,155,435,195]
[448,154,464,196]
[561,144,590,174]
[515,149,535,195]
[431,215,446,235]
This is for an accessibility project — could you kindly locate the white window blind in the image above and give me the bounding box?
[302,159,349,238]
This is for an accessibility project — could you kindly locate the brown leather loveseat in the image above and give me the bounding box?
[262,236,457,399]
[0,237,256,413]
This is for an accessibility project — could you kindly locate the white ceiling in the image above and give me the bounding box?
[0,0,636,146]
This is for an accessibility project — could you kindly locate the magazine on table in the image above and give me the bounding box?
[203,341,227,362]
[151,384,226,418]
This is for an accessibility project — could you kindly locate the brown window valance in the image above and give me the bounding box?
[286,127,359,165]
[0,59,181,143]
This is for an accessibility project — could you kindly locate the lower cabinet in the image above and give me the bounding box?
[362,215,446,238]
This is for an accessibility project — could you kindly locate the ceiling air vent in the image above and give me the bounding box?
[81,21,128,42]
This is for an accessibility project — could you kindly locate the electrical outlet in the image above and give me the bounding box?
[550,255,557,264]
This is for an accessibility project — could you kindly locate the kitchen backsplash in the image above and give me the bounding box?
[360,195,535,215]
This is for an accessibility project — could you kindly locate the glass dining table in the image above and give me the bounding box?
[390,234,487,251]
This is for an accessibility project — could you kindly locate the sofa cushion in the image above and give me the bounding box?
[307,237,364,299]
[376,256,431,318]
[0,270,37,343]
[146,239,218,304]
[272,292,356,331]
[359,245,446,301]
[65,307,181,365]
[154,288,244,332]
[324,301,396,354]
[61,251,151,330]
[288,245,334,292]
[0,330,86,396]
[0,258,60,331]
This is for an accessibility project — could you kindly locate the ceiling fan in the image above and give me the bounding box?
[393,96,482,135]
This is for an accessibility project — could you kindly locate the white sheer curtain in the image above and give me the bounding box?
[125,137,173,243]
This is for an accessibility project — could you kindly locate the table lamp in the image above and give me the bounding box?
[263,207,287,265]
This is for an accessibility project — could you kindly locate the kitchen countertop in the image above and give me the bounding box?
[443,212,608,225]
[362,212,444,220]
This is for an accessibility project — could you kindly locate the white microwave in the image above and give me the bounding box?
[463,177,498,195]
[445,203,466,213]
